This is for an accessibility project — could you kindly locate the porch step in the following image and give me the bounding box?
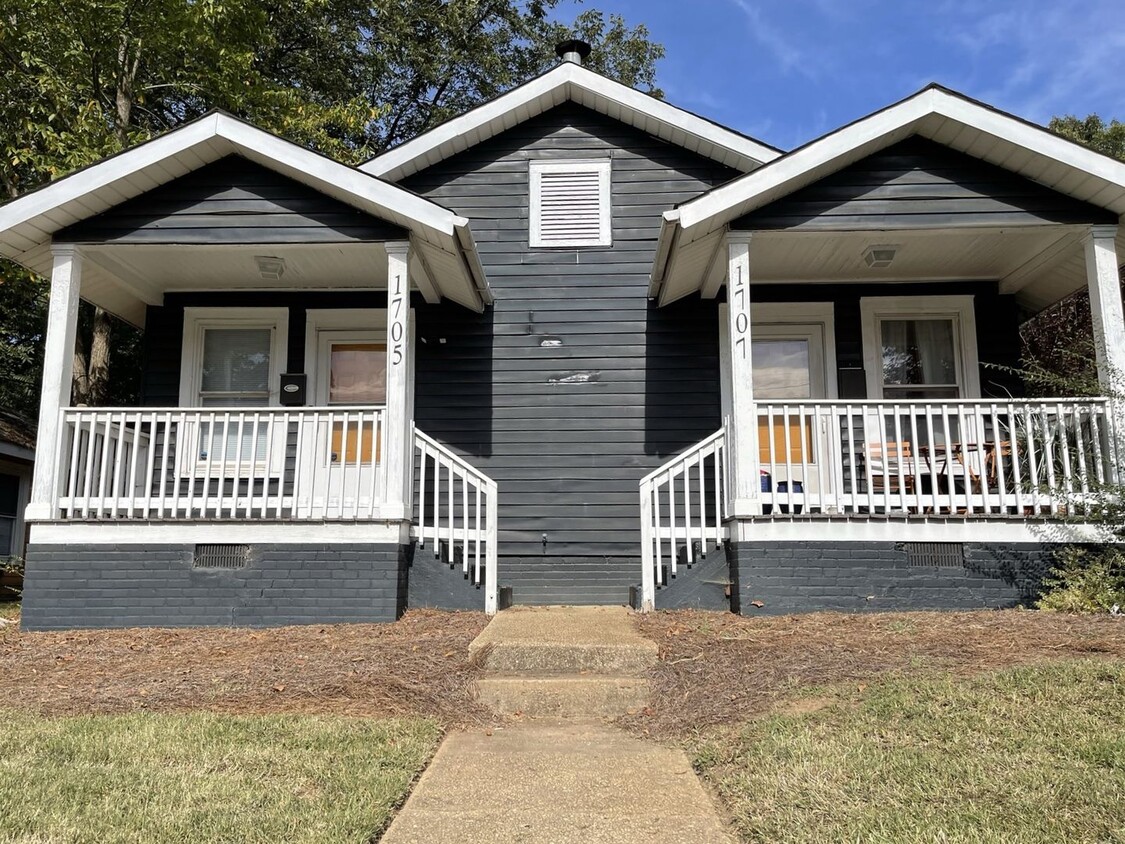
[476,675,650,717]
[469,606,659,720]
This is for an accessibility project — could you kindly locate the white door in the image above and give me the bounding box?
[306,330,387,517]
[751,322,833,511]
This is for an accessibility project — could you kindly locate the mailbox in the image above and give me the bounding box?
[279,373,307,406]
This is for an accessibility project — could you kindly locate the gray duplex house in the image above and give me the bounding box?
[4,43,1125,629]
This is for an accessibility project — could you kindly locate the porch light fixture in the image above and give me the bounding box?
[862,244,898,269]
[254,255,286,280]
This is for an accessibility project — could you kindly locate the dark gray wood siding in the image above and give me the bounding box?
[733,136,1117,231]
[404,103,739,559]
[58,156,406,244]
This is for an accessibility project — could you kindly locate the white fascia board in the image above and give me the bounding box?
[362,63,780,182]
[453,217,494,306]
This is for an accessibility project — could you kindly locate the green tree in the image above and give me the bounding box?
[0,0,663,423]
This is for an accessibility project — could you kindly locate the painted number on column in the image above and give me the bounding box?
[732,263,749,360]
[390,272,405,366]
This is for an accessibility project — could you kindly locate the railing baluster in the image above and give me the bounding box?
[474,483,482,584]
[891,403,905,513]
[683,453,694,565]
[109,411,126,518]
[80,413,98,518]
[668,471,678,576]
[1038,405,1057,515]
[65,413,81,519]
[907,403,922,515]
[446,455,454,564]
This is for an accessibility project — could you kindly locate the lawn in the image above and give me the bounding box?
[0,711,441,844]
[693,661,1125,843]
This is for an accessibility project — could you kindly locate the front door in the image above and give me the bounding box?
[307,329,387,517]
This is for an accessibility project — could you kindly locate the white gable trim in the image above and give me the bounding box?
[361,62,780,182]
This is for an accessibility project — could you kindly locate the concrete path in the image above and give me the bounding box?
[380,607,734,843]
[379,720,734,844]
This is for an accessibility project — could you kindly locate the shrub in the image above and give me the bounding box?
[1037,546,1125,614]
[0,556,23,600]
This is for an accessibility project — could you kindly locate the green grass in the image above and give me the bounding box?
[694,661,1125,844]
[0,711,442,844]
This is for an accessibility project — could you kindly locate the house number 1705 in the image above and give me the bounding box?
[390,272,405,366]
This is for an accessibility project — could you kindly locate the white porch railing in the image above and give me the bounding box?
[412,428,499,614]
[55,406,388,520]
[755,398,1117,517]
[639,425,730,611]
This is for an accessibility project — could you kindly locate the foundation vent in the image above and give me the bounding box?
[904,542,965,568]
[193,543,250,570]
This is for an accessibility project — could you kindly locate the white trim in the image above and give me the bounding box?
[859,295,980,399]
[178,307,290,407]
[303,309,387,404]
[0,457,32,558]
[361,62,779,182]
[29,520,409,545]
[730,516,1114,544]
[529,158,612,248]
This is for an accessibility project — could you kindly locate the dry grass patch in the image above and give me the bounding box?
[0,711,440,844]
[0,609,490,724]
[694,661,1125,843]
[626,609,1125,738]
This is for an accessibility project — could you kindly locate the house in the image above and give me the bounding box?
[2,42,1125,629]
[0,413,34,563]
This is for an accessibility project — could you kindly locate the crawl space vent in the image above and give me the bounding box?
[904,542,965,568]
[193,544,250,570]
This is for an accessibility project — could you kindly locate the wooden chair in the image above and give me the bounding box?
[866,440,916,495]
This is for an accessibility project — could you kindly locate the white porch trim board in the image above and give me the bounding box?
[1084,224,1125,471]
[27,246,82,521]
[730,517,1115,545]
[29,520,410,545]
[725,232,761,517]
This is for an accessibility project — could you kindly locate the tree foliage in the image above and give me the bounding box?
[0,0,663,424]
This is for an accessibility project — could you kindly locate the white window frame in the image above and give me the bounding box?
[178,307,289,475]
[860,295,980,400]
[529,158,612,248]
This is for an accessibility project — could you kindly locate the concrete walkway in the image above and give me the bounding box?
[379,607,734,843]
[379,720,734,844]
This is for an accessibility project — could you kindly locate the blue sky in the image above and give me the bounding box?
[555,0,1125,151]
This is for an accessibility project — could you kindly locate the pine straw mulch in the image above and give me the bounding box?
[623,609,1125,740]
[0,609,492,725]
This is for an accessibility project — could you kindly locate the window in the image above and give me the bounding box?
[860,296,979,400]
[0,473,18,557]
[179,308,288,469]
[529,159,611,247]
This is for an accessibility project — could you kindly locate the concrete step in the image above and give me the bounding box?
[468,606,658,676]
[477,675,651,718]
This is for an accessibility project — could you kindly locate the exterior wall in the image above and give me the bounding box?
[402,102,738,577]
[750,280,1025,400]
[20,543,408,630]
[732,136,1116,231]
[57,156,406,244]
[729,541,1055,614]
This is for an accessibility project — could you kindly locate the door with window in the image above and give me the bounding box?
[307,327,387,517]
[752,322,833,509]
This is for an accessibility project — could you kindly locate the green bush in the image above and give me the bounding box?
[0,556,22,600]
[1037,546,1125,614]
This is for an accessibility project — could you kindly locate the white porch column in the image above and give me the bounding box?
[383,241,411,521]
[1085,224,1125,476]
[726,232,761,517]
[26,245,83,521]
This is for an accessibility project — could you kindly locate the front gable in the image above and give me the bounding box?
[57,156,408,245]
[733,137,1117,232]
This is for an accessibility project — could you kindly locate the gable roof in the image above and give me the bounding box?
[0,111,492,323]
[360,61,782,182]
[650,84,1125,306]
[0,413,35,462]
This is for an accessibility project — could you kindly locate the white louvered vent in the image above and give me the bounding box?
[529,159,611,248]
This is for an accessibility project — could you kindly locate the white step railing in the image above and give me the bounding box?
[639,425,730,611]
[756,398,1116,517]
[56,406,387,520]
[413,427,499,614]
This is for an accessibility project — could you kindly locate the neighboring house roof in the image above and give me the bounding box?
[361,61,782,183]
[650,84,1125,306]
[0,111,492,323]
[0,414,34,463]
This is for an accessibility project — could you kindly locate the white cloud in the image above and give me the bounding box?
[727,0,820,80]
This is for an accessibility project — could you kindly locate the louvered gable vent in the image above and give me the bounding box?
[530,159,611,247]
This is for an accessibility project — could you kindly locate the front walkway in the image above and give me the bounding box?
[380,607,734,843]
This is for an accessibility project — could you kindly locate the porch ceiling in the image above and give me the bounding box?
[0,111,493,326]
[713,226,1092,311]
